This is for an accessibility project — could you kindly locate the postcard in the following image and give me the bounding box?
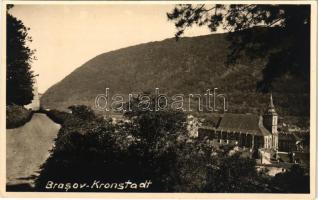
[0,1,316,199]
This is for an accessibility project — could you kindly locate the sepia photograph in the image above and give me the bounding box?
[1,1,317,198]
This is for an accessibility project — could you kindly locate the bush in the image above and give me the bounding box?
[35,105,125,191]
[6,104,33,129]
[39,109,71,125]
[35,104,187,192]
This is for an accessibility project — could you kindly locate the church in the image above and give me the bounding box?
[197,94,279,150]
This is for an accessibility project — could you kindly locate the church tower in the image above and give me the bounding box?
[263,93,278,150]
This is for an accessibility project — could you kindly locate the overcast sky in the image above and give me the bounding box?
[11,4,212,93]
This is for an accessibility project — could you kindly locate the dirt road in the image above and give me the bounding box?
[6,113,61,190]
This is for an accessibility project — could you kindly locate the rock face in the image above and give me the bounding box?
[41,33,309,126]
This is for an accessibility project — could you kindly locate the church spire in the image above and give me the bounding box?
[269,93,274,108]
[263,92,279,150]
[267,93,277,115]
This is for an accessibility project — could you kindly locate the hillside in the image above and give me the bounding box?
[41,33,309,127]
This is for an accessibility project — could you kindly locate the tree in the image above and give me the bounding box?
[123,93,188,149]
[167,4,310,92]
[35,105,121,191]
[123,94,188,191]
[271,164,309,193]
[205,150,269,192]
[7,5,36,105]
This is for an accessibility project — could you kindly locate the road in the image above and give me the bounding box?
[6,113,61,190]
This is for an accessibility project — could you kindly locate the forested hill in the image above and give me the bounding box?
[41,32,309,127]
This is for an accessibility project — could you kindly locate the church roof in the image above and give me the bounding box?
[216,113,271,136]
[199,95,279,137]
[264,93,277,115]
[200,113,271,136]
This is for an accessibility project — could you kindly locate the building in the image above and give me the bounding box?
[198,94,279,150]
[24,78,40,111]
[278,133,301,152]
[276,121,309,153]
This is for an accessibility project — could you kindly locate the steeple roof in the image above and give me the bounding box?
[265,93,277,115]
[270,93,274,108]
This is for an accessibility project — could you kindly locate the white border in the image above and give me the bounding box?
[0,1,316,199]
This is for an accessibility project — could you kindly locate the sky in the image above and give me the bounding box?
[10,4,212,93]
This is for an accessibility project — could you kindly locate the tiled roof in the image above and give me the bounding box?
[210,113,271,136]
